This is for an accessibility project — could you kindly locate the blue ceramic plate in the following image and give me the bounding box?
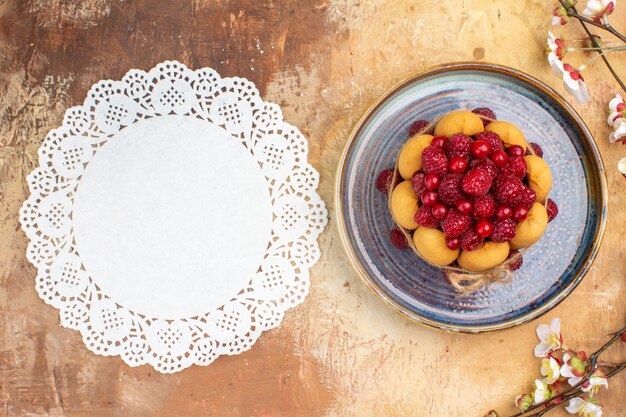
[336,63,607,333]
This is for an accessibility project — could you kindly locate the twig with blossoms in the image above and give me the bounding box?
[549,0,626,174]
[484,319,626,417]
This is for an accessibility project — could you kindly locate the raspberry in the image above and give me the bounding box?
[462,169,492,196]
[507,249,523,271]
[414,206,440,228]
[470,158,498,179]
[491,218,517,242]
[460,229,483,251]
[421,146,448,176]
[519,186,536,208]
[441,210,472,237]
[408,119,430,137]
[376,169,397,194]
[411,171,426,195]
[438,174,465,205]
[472,194,496,219]
[493,175,524,206]
[472,107,497,125]
[444,134,473,159]
[390,228,409,249]
[474,131,504,152]
[526,142,544,157]
[546,198,559,222]
[501,156,527,178]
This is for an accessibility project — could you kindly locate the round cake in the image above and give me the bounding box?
[377,108,559,280]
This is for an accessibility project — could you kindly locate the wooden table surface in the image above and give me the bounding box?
[1,1,624,416]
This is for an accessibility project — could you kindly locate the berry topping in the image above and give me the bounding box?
[546,198,559,222]
[494,205,513,220]
[470,158,498,179]
[455,198,473,215]
[519,186,537,208]
[411,171,426,195]
[471,140,491,159]
[445,236,461,250]
[448,156,468,174]
[490,150,509,167]
[507,249,524,271]
[460,229,484,251]
[476,220,494,238]
[414,206,440,228]
[494,175,524,206]
[501,156,527,178]
[472,107,497,125]
[508,145,525,158]
[444,133,473,160]
[441,210,472,237]
[526,142,544,157]
[491,218,517,242]
[424,173,440,190]
[475,131,504,152]
[461,169,492,196]
[431,136,447,148]
[421,146,449,176]
[512,205,529,221]
[421,191,438,207]
[431,203,448,219]
[408,120,430,137]
[472,193,496,219]
[375,169,397,194]
[438,174,465,205]
[390,228,409,249]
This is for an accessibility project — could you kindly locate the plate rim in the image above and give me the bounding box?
[334,61,608,334]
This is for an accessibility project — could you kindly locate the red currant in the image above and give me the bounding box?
[475,220,493,238]
[445,236,461,250]
[508,145,525,158]
[432,203,448,219]
[491,150,509,167]
[448,156,468,174]
[455,199,473,215]
[471,140,491,159]
[512,205,529,221]
[424,173,440,191]
[431,136,447,148]
[495,205,512,220]
[421,191,438,207]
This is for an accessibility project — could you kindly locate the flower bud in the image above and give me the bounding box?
[584,35,603,49]
[516,394,533,411]
[569,355,587,377]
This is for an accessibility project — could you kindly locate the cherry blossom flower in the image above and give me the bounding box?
[582,368,609,393]
[535,318,564,357]
[552,7,569,26]
[582,0,616,24]
[607,93,626,142]
[533,379,552,404]
[565,397,603,417]
[547,32,567,75]
[546,34,589,104]
[541,355,562,384]
[561,352,586,385]
[561,63,589,104]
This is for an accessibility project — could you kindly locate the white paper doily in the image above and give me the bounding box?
[19,61,328,373]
